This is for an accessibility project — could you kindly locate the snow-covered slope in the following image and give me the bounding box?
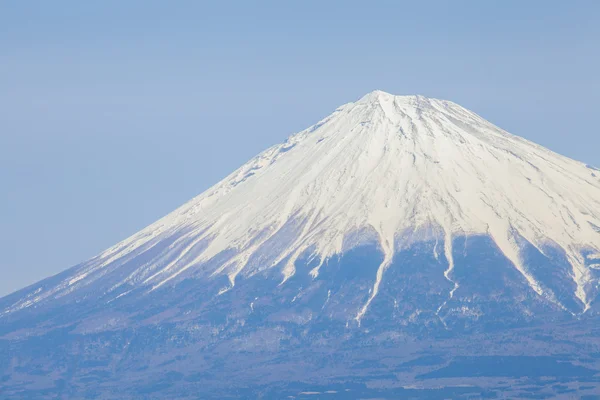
[5,90,600,319]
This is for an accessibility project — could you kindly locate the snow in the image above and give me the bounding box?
[4,90,600,318]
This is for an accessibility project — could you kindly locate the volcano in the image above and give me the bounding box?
[2,91,600,399]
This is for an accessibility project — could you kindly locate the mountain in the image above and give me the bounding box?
[2,91,600,399]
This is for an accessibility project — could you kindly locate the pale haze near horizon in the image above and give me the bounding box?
[1,1,599,297]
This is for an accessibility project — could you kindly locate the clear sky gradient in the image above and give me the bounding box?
[1,1,599,296]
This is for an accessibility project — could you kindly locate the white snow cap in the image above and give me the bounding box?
[7,90,600,318]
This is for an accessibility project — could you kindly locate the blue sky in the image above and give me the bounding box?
[1,1,599,296]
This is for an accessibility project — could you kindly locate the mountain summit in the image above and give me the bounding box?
[2,91,600,398]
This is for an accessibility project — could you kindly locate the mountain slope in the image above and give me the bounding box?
[4,91,600,399]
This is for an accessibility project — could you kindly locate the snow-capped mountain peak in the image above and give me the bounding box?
[4,91,600,319]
